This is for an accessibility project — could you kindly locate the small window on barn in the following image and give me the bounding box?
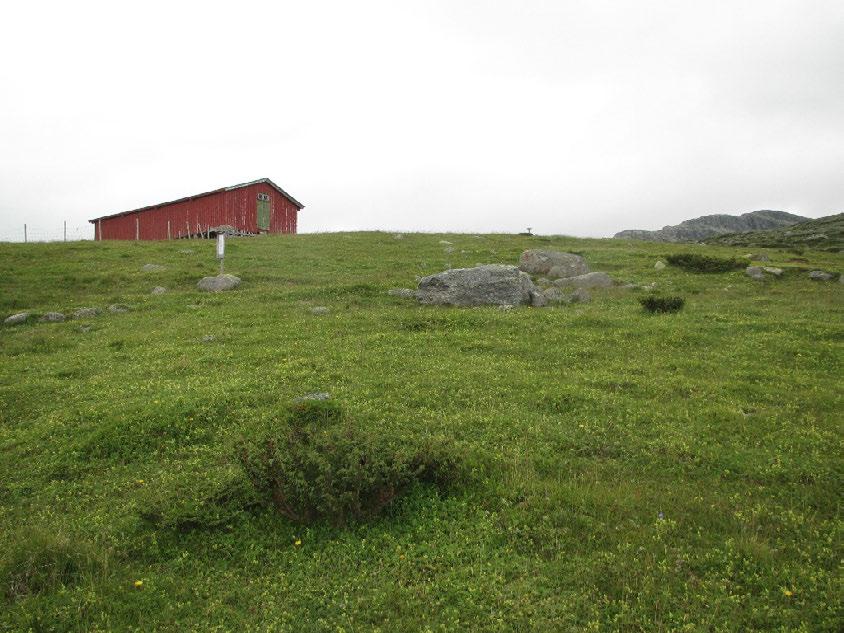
[257,193,270,202]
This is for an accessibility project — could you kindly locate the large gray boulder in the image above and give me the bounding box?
[552,272,614,289]
[4,312,31,325]
[518,250,590,278]
[417,265,537,306]
[197,274,241,292]
[745,266,766,281]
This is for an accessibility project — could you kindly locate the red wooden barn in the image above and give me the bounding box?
[89,178,304,240]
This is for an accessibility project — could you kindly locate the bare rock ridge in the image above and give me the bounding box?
[614,210,809,243]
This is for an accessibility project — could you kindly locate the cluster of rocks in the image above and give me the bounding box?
[4,304,132,327]
[394,249,619,308]
[745,266,783,280]
[745,266,841,282]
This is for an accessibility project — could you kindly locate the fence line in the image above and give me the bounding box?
[0,223,94,243]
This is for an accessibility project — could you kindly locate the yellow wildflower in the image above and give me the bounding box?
[782,588,793,597]
[294,538,302,546]
[134,580,144,589]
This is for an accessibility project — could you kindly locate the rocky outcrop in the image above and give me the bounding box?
[614,210,809,243]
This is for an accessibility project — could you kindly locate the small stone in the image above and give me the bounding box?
[39,312,66,322]
[77,325,92,333]
[4,312,31,326]
[569,288,591,303]
[201,335,215,343]
[108,304,131,313]
[498,304,514,311]
[393,233,404,240]
[808,270,834,281]
[310,306,330,315]
[73,307,101,319]
[197,274,241,292]
[745,266,766,281]
[151,286,167,295]
[654,260,666,270]
[762,267,783,276]
[293,392,331,403]
[439,240,453,245]
[141,264,166,272]
[178,249,194,254]
[387,288,416,298]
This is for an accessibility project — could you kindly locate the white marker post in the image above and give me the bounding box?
[216,233,226,275]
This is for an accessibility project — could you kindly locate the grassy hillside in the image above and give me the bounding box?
[705,212,844,251]
[1,233,841,632]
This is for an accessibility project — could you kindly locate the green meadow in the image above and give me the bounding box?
[0,232,841,632]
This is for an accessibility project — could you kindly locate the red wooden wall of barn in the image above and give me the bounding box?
[96,183,299,240]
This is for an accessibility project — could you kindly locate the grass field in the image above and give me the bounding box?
[0,232,841,632]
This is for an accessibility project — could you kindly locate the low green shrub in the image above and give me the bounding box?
[236,400,463,525]
[138,464,261,532]
[639,295,685,314]
[1,528,108,602]
[665,253,744,273]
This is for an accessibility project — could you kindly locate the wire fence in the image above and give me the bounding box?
[0,223,94,243]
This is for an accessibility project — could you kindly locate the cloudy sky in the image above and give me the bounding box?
[1,0,841,240]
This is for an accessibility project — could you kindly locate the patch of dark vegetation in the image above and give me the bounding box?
[1,528,108,602]
[236,399,465,525]
[639,296,685,314]
[665,253,744,273]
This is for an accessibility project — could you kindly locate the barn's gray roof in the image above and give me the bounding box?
[89,177,304,223]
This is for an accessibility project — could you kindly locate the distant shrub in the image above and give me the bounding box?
[236,400,463,525]
[1,528,107,602]
[639,296,685,314]
[665,253,743,273]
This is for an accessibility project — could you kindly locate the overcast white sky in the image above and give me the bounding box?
[1,0,842,240]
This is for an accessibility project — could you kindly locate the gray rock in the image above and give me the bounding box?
[762,267,783,276]
[497,304,514,311]
[808,270,834,281]
[614,210,809,242]
[310,306,330,315]
[749,254,770,262]
[654,260,666,270]
[293,392,331,403]
[530,289,548,307]
[439,240,453,245]
[518,250,590,278]
[393,233,404,240]
[4,312,31,326]
[178,249,194,254]
[141,264,166,272]
[77,325,92,333]
[416,264,537,307]
[201,335,215,343]
[197,274,241,292]
[108,304,131,313]
[39,312,65,322]
[552,272,614,289]
[388,288,416,298]
[542,287,568,303]
[73,307,101,319]
[745,266,766,281]
[151,286,167,295]
[570,288,591,303]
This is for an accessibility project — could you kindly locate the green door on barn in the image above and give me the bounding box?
[257,194,270,231]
